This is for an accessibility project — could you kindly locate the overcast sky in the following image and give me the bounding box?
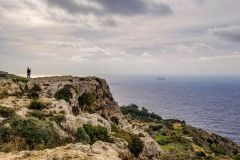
[0,0,240,76]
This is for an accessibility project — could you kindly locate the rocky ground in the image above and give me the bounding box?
[0,73,239,160]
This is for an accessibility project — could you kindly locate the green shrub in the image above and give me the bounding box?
[0,106,15,118]
[75,127,90,144]
[210,144,227,155]
[83,123,111,144]
[28,91,39,99]
[128,135,144,157]
[113,129,144,157]
[78,92,96,106]
[0,126,13,144]
[12,77,28,83]
[111,123,119,132]
[113,129,133,143]
[31,84,41,92]
[235,154,240,160]
[49,114,66,123]
[29,101,46,110]
[10,117,60,150]
[149,125,163,131]
[196,151,206,157]
[154,134,172,145]
[55,85,73,102]
[0,91,8,99]
[110,116,119,125]
[27,110,45,119]
[120,104,162,122]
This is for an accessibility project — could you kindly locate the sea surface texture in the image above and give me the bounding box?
[108,75,240,144]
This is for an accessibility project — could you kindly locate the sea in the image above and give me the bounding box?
[107,75,240,144]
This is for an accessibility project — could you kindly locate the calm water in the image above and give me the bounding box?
[107,75,240,144]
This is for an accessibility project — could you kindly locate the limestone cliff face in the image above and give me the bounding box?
[0,76,162,160]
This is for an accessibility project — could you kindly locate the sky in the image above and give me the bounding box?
[0,0,240,76]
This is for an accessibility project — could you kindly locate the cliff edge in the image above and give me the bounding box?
[0,74,239,160]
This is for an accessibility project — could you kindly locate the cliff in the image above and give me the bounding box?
[0,74,239,160]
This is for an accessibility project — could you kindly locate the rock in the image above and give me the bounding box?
[0,75,162,160]
[0,79,21,95]
[139,138,162,160]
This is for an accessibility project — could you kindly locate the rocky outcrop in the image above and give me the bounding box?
[0,75,162,160]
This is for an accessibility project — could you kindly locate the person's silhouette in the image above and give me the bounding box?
[27,67,31,78]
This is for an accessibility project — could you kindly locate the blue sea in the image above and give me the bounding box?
[107,75,240,144]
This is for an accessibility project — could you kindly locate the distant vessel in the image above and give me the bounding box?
[156,77,166,80]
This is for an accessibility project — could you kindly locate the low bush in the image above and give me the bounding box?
[83,123,111,144]
[196,151,206,157]
[78,92,96,106]
[9,117,60,150]
[0,126,13,144]
[12,77,28,83]
[113,129,144,157]
[149,124,163,131]
[235,154,240,160]
[154,134,172,145]
[29,101,46,110]
[31,84,41,92]
[210,144,227,155]
[114,129,132,143]
[27,110,45,119]
[110,116,119,125]
[111,123,119,132]
[128,135,144,157]
[0,91,8,99]
[28,91,39,99]
[0,106,15,118]
[120,104,162,122]
[75,127,90,144]
[49,114,66,123]
[55,85,73,102]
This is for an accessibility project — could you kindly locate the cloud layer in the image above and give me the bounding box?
[0,0,240,75]
[46,0,173,16]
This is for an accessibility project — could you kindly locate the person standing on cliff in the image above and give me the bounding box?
[27,67,31,78]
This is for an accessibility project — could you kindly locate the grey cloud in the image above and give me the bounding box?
[211,26,240,42]
[46,0,173,16]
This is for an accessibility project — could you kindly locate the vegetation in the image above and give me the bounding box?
[28,91,39,99]
[11,117,60,150]
[113,128,144,157]
[128,135,144,157]
[110,116,119,125]
[78,92,96,106]
[27,110,45,120]
[145,118,240,160]
[82,123,111,144]
[120,104,162,122]
[0,91,8,99]
[29,100,46,110]
[54,85,73,102]
[48,114,66,124]
[12,77,28,83]
[31,84,42,92]
[0,116,60,151]
[75,127,90,144]
[0,106,15,118]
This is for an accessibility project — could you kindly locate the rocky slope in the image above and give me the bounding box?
[0,73,239,160]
